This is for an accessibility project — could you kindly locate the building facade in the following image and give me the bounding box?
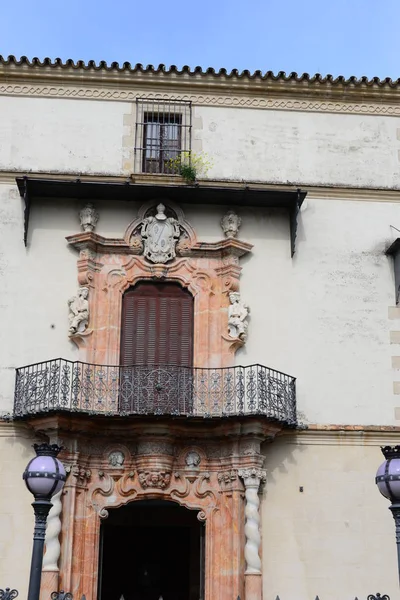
[1,57,400,600]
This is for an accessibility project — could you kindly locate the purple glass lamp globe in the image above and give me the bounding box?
[376,446,400,502]
[23,443,66,499]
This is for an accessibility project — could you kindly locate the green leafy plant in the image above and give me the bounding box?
[168,151,213,183]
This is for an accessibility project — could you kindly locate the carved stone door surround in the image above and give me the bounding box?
[66,200,252,367]
[32,415,280,600]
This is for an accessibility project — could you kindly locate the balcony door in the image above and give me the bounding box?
[119,282,194,414]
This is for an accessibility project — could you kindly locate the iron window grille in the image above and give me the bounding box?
[134,99,192,174]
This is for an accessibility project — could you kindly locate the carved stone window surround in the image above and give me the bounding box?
[67,202,252,367]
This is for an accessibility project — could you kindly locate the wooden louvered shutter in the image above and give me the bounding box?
[120,282,194,367]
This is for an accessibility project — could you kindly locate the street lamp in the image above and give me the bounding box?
[376,445,400,584]
[23,443,66,600]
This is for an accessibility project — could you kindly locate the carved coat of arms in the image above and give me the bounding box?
[141,203,180,264]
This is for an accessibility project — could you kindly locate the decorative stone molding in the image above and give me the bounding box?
[240,439,261,456]
[239,468,266,574]
[43,490,62,571]
[79,248,97,261]
[228,292,249,342]
[67,287,90,335]
[137,440,174,456]
[79,204,99,233]
[138,470,171,489]
[2,82,400,116]
[221,210,241,239]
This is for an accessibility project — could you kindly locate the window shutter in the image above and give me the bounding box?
[120,282,194,367]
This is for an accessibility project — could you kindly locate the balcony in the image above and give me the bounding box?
[14,359,297,426]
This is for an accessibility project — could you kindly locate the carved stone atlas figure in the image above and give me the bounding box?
[228,292,249,341]
[68,287,90,335]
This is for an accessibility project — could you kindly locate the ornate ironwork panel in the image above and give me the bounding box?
[14,360,296,425]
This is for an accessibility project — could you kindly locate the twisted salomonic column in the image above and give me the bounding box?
[239,468,266,573]
[40,491,62,600]
[43,490,62,570]
[239,468,266,600]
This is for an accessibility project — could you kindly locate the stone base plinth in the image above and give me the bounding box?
[245,572,262,600]
[40,570,59,600]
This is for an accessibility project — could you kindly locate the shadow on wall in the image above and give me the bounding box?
[3,424,37,461]
[261,434,306,486]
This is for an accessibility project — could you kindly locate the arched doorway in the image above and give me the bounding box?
[99,500,205,600]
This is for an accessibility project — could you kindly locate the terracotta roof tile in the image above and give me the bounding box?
[1,54,399,87]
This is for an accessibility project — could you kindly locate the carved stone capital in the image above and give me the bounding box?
[66,464,92,484]
[217,470,238,489]
[238,468,266,488]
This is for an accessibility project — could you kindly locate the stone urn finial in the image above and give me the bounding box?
[79,203,99,233]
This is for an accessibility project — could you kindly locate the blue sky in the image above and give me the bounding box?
[1,0,399,79]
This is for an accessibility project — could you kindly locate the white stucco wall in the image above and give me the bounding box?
[0,96,129,175]
[261,434,399,600]
[0,426,36,599]
[0,427,396,600]
[197,106,400,189]
[0,182,398,424]
[1,90,400,598]
[1,94,400,189]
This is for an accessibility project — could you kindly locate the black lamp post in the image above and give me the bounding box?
[23,443,66,600]
[376,445,400,584]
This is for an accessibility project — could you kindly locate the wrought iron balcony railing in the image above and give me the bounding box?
[14,359,297,425]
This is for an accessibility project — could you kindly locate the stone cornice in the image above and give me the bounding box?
[0,420,35,438]
[279,426,400,446]
[2,171,400,202]
[1,418,399,446]
[1,57,400,114]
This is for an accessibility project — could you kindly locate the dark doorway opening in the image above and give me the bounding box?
[99,500,204,600]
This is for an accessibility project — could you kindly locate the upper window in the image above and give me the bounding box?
[120,281,194,367]
[134,99,192,174]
